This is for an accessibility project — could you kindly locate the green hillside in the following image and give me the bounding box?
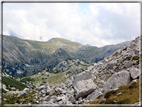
[90,78,141,104]
[3,76,28,91]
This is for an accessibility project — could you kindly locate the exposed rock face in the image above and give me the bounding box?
[73,70,92,84]
[2,35,128,77]
[73,79,97,99]
[86,89,103,102]
[3,36,140,105]
[129,67,140,79]
[103,70,130,93]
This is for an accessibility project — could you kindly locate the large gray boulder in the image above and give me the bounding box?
[42,96,51,102]
[86,90,103,102]
[64,79,72,88]
[17,90,28,97]
[103,70,130,94]
[73,71,92,84]
[129,67,140,79]
[73,78,97,99]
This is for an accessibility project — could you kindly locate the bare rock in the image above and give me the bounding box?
[73,70,92,84]
[6,91,20,95]
[103,70,130,94]
[86,90,103,102]
[73,78,97,99]
[64,79,72,88]
[69,95,76,103]
[130,67,140,79]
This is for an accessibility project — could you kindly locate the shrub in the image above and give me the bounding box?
[3,77,27,91]
[50,92,59,96]
[20,77,35,83]
[104,90,117,98]
[93,78,98,82]
[104,99,116,104]
[117,98,130,104]
[2,89,7,93]
[132,56,139,60]
[128,82,138,89]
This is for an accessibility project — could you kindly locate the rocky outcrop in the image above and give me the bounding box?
[2,35,128,77]
[73,70,92,84]
[103,70,130,93]
[129,67,140,79]
[3,36,140,105]
[73,79,97,99]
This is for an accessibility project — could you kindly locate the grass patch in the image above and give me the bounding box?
[2,89,7,93]
[90,78,140,104]
[20,77,35,84]
[104,90,118,98]
[132,56,139,60]
[93,78,98,82]
[47,72,66,85]
[128,82,139,89]
[117,98,130,104]
[50,92,59,96]
[104,98,116,104]
[99,66,107,73]
[3,89,38,104]
[122,56,132,63]
[3,77,28,91]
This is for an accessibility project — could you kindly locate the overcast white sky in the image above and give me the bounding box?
[3,3,140,47]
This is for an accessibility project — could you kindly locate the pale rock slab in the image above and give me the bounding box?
[73,78,97,99]
[103,70,130,93]
[86,90,103,102]
[73,70,92,84]
[130,67,140,79]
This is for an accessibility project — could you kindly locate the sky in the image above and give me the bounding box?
[3,2,140,47]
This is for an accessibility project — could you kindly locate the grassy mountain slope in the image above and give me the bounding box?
[2,70,27,92]
[2,35,129,77]
[90,78,140,104]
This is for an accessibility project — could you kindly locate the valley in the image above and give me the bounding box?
[1,35,141,106]
[2,35,129,77]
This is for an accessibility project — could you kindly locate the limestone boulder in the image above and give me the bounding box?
[23,88,29,92]
[103,70,130,93]
[42,96,51,102]
[17,90,28,97]
[73,71,92,84]
[69,95,76,103]
[73,78,97,99]
[86,90,103,102]
[55,87,63,94]
[129,67,140,79]
[64,79,72,88]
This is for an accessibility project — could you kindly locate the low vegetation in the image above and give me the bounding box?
[90,78,140,104]
[3,77,28,91]
[20,77,35,84]
[3,89,38,104]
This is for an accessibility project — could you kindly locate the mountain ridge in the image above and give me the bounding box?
[2,36,140,105]
[2,35,129,77]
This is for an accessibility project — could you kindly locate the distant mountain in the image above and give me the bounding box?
[3,36,140,105]
[2,35,129,77]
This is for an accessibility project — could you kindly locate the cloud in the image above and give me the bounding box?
[3,3,140,47]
